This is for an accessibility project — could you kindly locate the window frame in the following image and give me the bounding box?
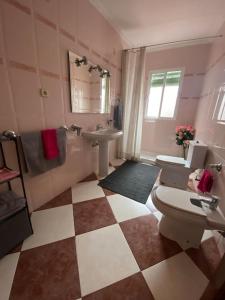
[212,85,225,124]
[144,68,184,121]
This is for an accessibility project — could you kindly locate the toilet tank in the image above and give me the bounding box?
[186,140,208,169]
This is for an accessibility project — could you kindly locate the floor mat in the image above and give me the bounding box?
[98,160,160,204]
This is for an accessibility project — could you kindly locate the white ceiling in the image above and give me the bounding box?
[90,0,225,49]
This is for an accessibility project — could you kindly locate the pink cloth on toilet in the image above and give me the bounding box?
[197,170,213,193]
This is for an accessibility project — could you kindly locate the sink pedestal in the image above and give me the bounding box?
[82,128,123,178]
[99,141,109,177]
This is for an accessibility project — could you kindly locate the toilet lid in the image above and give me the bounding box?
[156,155,186,166]
[155,185,206,216]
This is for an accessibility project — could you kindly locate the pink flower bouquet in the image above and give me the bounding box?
[176,125,195,145]
[176,125,195,157]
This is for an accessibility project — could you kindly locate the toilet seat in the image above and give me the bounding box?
[156,155,186,166]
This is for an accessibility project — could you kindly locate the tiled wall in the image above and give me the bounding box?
[195,23,225,215]
[0,0,124,211]
[141,44,211,157]
[194,23,225,255]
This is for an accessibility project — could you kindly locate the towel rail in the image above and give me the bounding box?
[1,124,81,140]
[60,124,82,136]
[60,125,69,131]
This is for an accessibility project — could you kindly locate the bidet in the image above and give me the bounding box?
[152,185,225,249]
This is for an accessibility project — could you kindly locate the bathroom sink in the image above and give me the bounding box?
[82,128,123,177]
[82,128,123,142]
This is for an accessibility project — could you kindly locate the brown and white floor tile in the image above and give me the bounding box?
[36,189,72,211]
[120,214,182,270]
[8,243,23,254]
[102,188,116,196]
[79,173,98,182]
[22,204,75,251]
[97,167,116,180]
[142,252,209,300]
[72,180,105,203]
[186,237,222,279]
[83,272,154,300]
[0,253,20,300]
[109,159,125,168]
[10,238,81,300]
[73,197,116,235]
[1,168,221,300]
[76,224,140,296]
[200,281,221,300]
[107,194,151,222]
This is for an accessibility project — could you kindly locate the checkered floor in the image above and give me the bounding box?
[0,167,222,300]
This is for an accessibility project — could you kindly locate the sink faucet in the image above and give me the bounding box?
[96,124,103,131]
[107,119,113,127]
[70,124,82,136]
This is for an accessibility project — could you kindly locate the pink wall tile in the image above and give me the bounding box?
[1,1,36,66]
[51,138,98,198]
[0,0,123,210]
[0,65,17,131]
[12,0,32,9]
[35,20,60,75]
[176,98,198,123]
[33,0,58,24]
[9,68,45,132]
[181,75,204,98]
[115,69,121,97]
[50,163,74,199]
[78,0,110,57]
[40,75,65,128]
[78,0,123,61]
[58,0,77,37]
[59,34,76,79]
[146,44,211,74]
[0,13,4,58]
[27,172,54,209]
[194,23,225,214]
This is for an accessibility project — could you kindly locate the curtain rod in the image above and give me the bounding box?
[125,34,223,51]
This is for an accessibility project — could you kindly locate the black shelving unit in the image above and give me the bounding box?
[0,132,33,258]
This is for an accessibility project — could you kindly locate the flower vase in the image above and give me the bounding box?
[182,144,189,159]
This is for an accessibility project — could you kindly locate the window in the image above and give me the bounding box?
[146,70,182,120]
[214,86,225,123]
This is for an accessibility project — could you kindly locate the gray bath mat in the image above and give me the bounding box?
[98,160,160,204]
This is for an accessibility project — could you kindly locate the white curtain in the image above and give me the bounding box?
[120,47,146,160]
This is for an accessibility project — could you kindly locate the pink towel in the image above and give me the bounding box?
[197,170,213,193]
[41,129,59,160]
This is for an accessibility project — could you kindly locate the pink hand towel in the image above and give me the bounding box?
[197,169,213,193]
[41,129,59,160]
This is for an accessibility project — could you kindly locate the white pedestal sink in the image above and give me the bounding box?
[82,128,123,177]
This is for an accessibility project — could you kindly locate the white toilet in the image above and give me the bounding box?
[151,185,225,249]
[156,155,186,167]
[156,141,208,189]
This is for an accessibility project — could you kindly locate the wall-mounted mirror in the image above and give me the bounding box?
[68,51,111,114]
